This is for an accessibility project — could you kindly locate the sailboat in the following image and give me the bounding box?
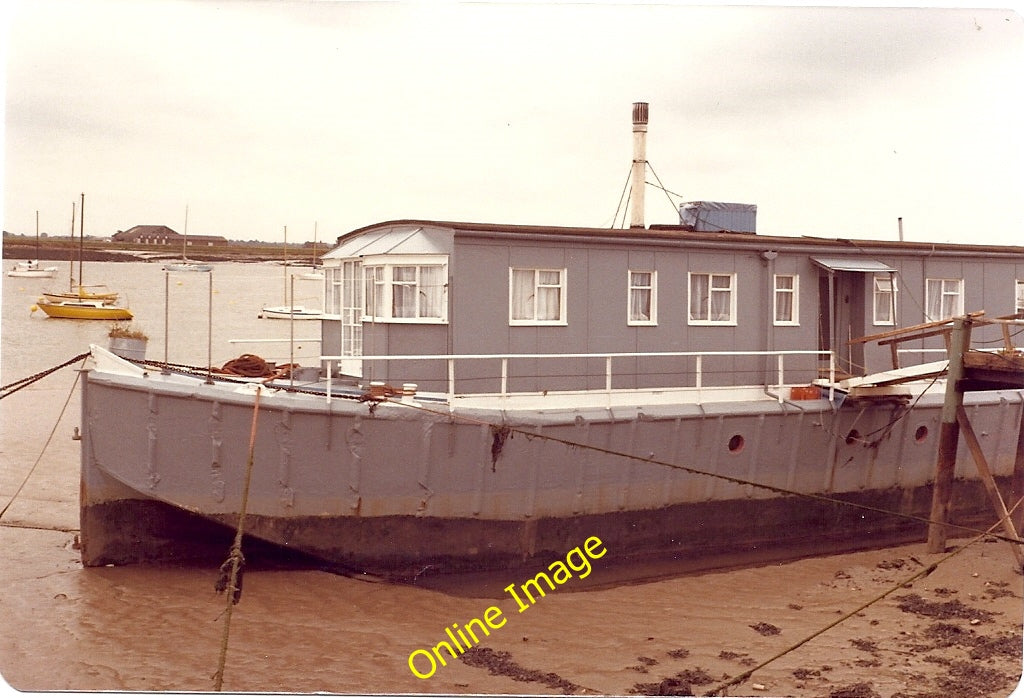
[260,225,324,319]
[7,211,58,278]
[42,200,120,303]
[298,221,325,280]
[36,193,133,320]
[163,205,212,272]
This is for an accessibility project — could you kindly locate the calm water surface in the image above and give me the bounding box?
[1,261,1021,696]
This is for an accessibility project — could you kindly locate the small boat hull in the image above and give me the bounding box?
[8,261,58,278]
[163,262,213,272]
[259,305,323,319]
[37,300,133,320]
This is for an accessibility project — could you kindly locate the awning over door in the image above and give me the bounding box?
[811,257,896,273]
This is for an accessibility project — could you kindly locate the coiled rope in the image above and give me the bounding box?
[211,386,262,692]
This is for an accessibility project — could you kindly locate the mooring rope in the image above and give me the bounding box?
[704,497,1024,696]
[0,361,85,521]
[211,386,262,692]
[380,396,1024,547]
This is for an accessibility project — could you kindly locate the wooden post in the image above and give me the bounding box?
[1012,398,1024,536]
[955,405,1023,567]
[927,317,971,553]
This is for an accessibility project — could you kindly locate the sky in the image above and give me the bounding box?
[2,1,1022,247]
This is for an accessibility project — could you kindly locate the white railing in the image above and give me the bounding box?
[320,349,837,403]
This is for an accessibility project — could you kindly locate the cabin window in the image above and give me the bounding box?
[628,271,657,325]
[1016,280,1024,315]
[688,272,736,325]
[873,274,897,326]
[341,260,363,355]
[510,268,566,325]
[925,278,963,322]
[362,262,447,323]
[773,274,798,326]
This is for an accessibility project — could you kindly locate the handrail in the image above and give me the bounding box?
[320,349,835,403]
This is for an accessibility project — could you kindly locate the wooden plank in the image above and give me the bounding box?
[956,405,1024,567]
[850,310,985,345]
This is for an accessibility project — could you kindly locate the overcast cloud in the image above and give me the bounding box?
[2,2,1022,246]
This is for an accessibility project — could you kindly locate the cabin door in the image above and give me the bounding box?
[818,271,865,378]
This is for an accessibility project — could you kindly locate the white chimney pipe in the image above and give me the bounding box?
[630,102,649,229]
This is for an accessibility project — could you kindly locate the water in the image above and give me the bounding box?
[1,262,1022,695]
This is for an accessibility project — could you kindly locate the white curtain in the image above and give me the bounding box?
[630,272,651,321]
[511,269,533,320]
[391,266,416,318]
[710,275,731,321]
[775,276,794,323]
[419,266,444,318]
[536,270,561,321]
[689,274,708,321]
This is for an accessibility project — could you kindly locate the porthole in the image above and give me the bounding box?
[727,434,745,453]
[845,429,862,446]
[915,425,929,443]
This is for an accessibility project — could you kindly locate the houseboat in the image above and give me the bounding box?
[78,104,1024,579]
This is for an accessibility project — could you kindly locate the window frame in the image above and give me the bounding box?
[772,273,799,327]
[627,270,658,326]
[509,267,568,326]
[925,278,964,322]
[687,272,737,326]
[872,274,897,326]
[1016,280,1024,315]
[359,255,448,324]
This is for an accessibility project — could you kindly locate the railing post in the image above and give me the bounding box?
[447,358,455,400]
[605,356,613,393]
[501,358,508,397]
[776,353,785,401]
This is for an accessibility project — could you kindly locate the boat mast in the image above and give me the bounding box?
[78,193,85,290]
[182,204,189,261]
[282,225,288,303]
[34,210,40,259]
[69,201,75,292]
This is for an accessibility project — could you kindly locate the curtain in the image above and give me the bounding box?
[511,269,534,320]
[392,266,416,318]
[419,266,444,318]
[689,274,708,321]
[630,272,651,321]
[710,274,731,321]
[536,270,561,321]
[775,276,794,323]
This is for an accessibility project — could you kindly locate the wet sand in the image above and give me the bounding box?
[2,265,1022,696]
[2,517,1022,696]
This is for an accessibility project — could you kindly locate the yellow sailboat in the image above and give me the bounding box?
[35,194,132,320]
[35,298,133,320]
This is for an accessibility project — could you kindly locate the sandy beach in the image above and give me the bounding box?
[1,519,1021,696]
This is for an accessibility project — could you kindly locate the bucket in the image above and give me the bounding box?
[108,337,147,361]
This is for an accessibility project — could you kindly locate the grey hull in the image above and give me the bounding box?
[80,362,1024,579]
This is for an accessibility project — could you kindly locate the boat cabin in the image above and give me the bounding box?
[319,219,1024,395]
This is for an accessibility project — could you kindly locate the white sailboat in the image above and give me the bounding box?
[260,225,323,319]
[7,212,58,278]
[163,205,212,272]
[298,221,325,280]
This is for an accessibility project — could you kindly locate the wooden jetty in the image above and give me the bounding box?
[853,313,1024,565]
